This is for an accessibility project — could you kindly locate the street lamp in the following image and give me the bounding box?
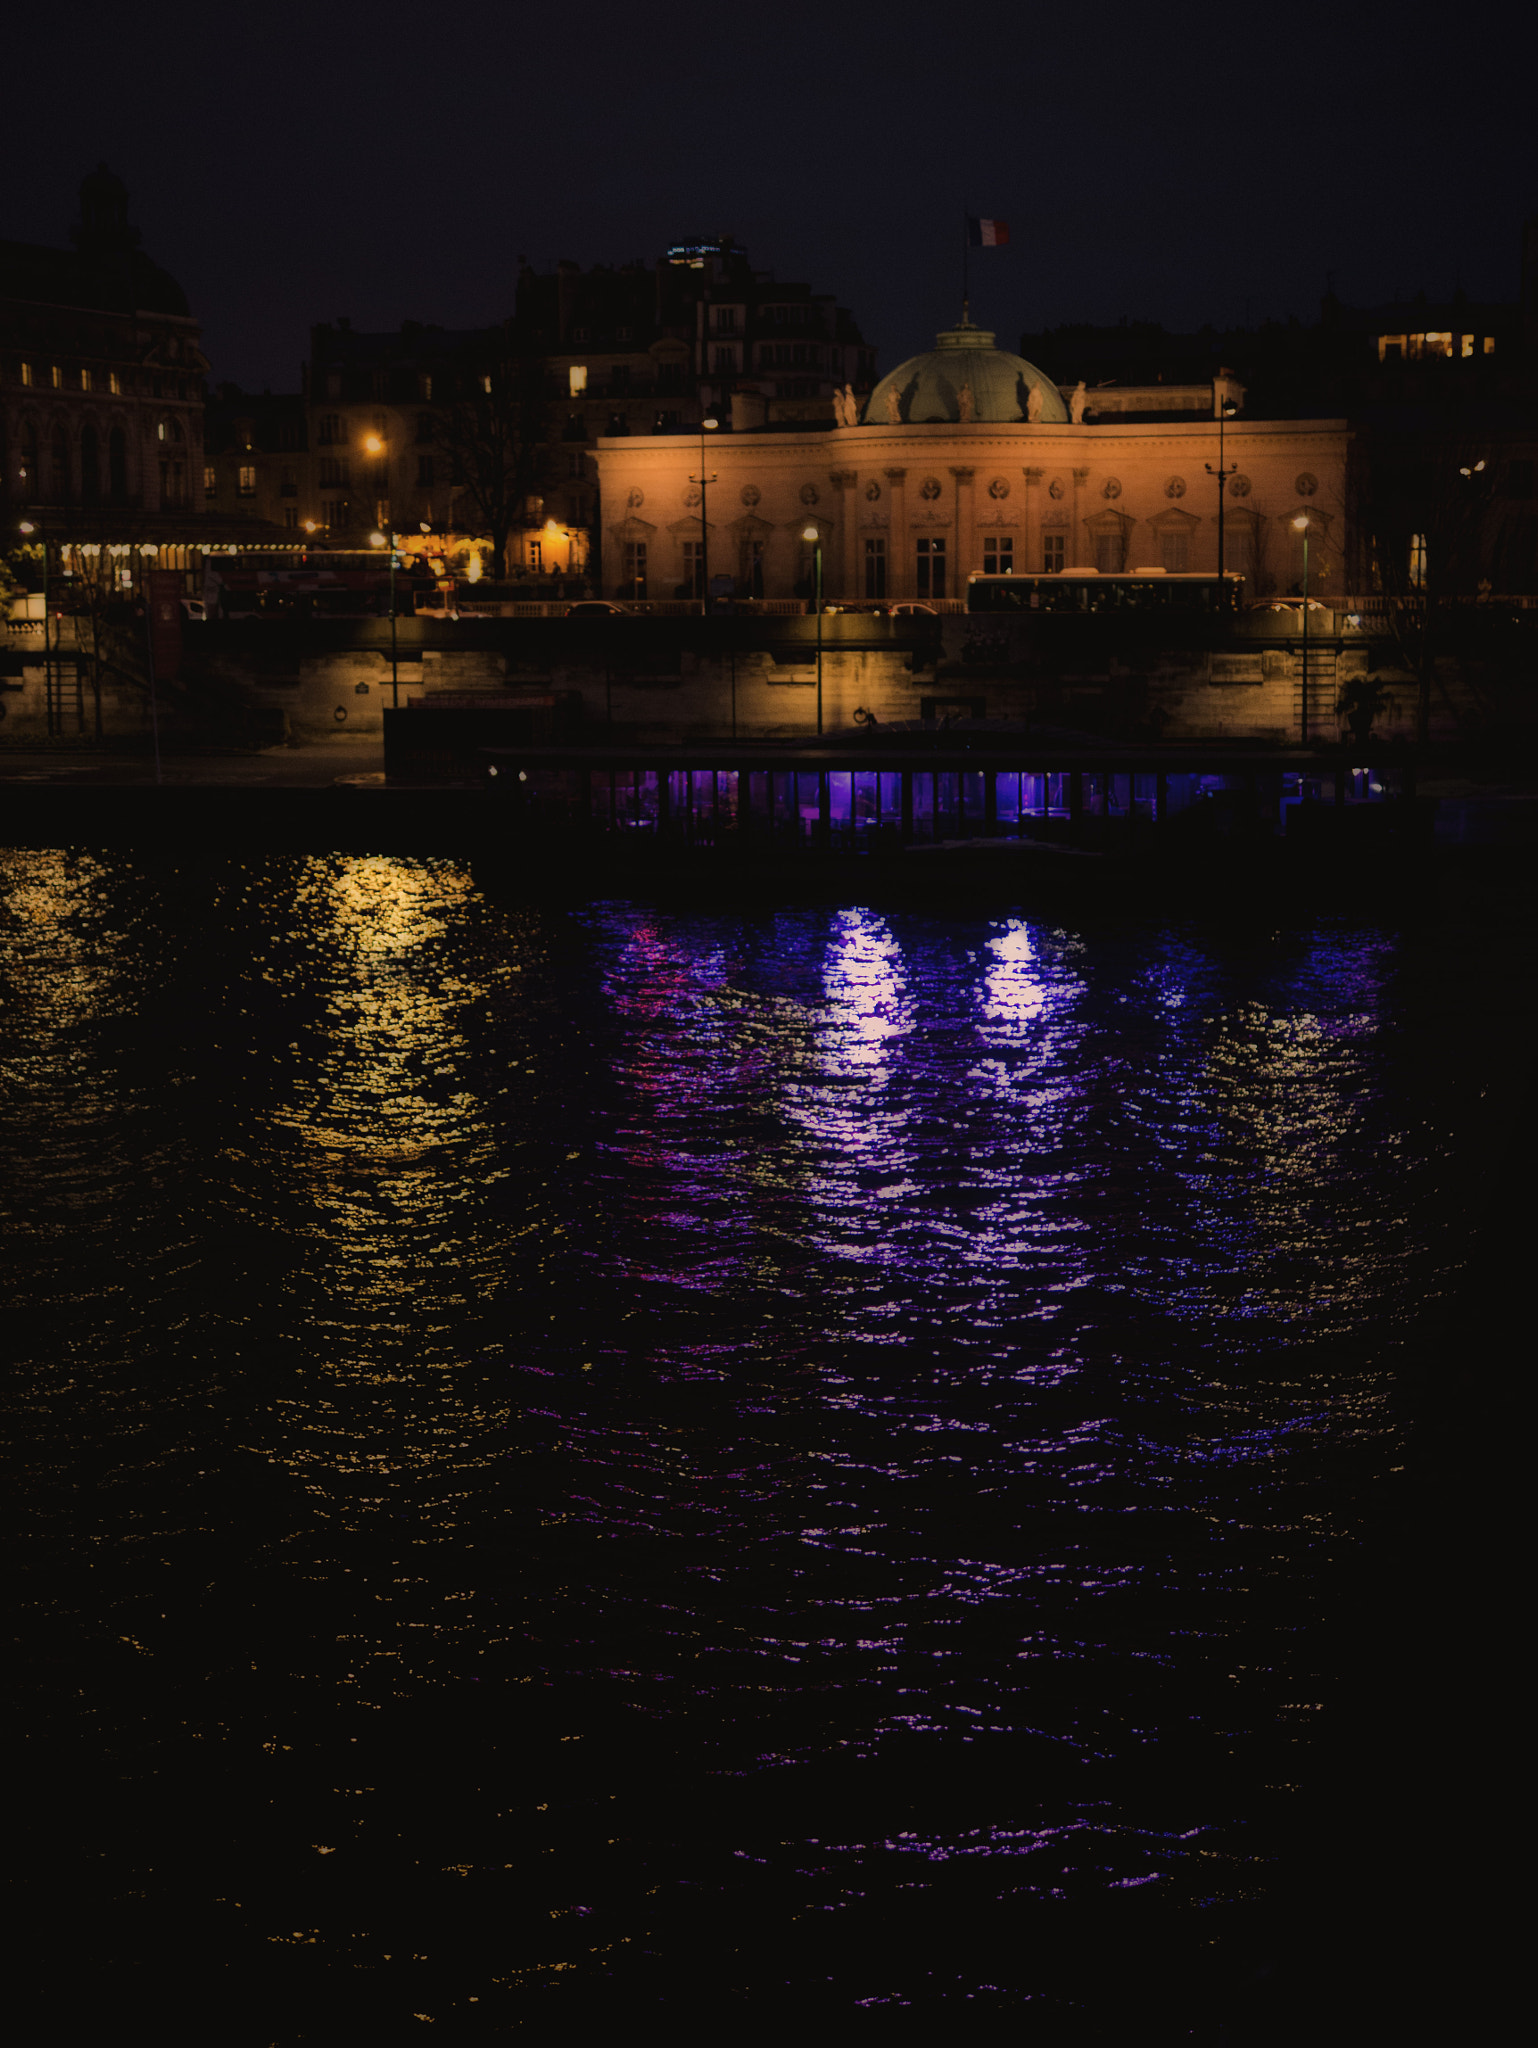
[370,528,400,707]
[18,519,51,733]
[1292,511,1311,743]
[1205,391,1239,581]
[691,414,718,608]
[802,521,823,735]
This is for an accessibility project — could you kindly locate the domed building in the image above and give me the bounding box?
[863,315,1067,426]
[595,305,1349,609]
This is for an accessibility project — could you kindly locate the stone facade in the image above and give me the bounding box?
[593,413,1351,605]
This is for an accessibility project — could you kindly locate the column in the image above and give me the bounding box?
[950,467,976,592]
[884,468,908,596]
[831,469,858,600]
[1022,467,1042,577]
[1071,468,1089,567]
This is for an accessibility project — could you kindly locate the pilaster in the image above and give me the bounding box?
[829,469,858,600]
[1071,469,1090,568]
[1022,467,1043,577]
[884,468,908,596]
[950,467,976,588]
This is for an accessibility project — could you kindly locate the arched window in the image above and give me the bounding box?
[81,424,100,504]
[50,422,69,502]
[109,426,127,504]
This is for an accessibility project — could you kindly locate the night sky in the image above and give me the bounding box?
[10,1,1535,393]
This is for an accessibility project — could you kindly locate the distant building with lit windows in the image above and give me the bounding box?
[1,166,208,526]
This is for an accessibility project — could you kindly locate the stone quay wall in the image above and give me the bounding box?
[2,612,1523,750]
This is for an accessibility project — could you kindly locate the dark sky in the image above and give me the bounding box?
[10,1,1535,391]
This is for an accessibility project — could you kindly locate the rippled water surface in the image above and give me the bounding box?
[2,851,1523,2031]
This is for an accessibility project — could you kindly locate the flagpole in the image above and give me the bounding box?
[961,204,969,318]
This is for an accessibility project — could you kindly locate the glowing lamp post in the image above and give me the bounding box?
[1292,512,1311,743]
[369,525,400,708]
[18,519,50,732]
[692,414,718,608]
[1205,392,1240,581]
[802,522,823,735]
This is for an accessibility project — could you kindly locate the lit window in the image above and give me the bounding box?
[481,374,492,394]
[80,367,93,392]
[1378,335,1406,361]
[983,535,1014,576]
[204,464,217,496]
[1420,332,1452,358]
[1409,533,1428,587]
[1484,336,1495,355]
[20,362,32,385]
[1461,335,1474,358]
[569,364,588,395]
[51,365,62,388]
[238,465,256,495]
[158,420,167,441]
[419,374,432,401]
[530,539,543,570]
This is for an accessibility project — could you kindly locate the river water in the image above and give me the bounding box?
[2,850,1526,2036]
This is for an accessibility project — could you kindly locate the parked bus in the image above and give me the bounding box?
[967,572,1243,616]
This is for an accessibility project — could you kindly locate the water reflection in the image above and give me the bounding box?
[0,858,1503,2022]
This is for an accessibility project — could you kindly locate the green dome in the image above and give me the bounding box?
[861,314,1066,426]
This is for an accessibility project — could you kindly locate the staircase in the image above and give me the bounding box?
[1292,647,1337,746]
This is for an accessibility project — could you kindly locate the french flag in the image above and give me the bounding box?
[966,216,1009,247]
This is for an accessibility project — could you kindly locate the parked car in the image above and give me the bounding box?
[887,601,938,617]
[180,598,207,622]
[565,600,630,617]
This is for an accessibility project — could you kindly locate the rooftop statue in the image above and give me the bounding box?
[1069,381,1087,424]
[1027,383,1045,422]
[886,385,903,424]
[958,382,975,422]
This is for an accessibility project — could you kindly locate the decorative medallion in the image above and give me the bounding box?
[919,477,942,501]
[799,482,819,505]
[988,477,1010,500]
[625,487,644,510]
[1295,472,1318,497]
[1102,478,1122,500]
[1048,478,1065,501]
[740,484,761,507]
[684,486,701,508]
[1230,474,1252,499]
[1164,476,1186,499]
[865,478,881,501]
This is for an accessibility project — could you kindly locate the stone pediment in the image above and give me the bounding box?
[666,514,715,536]
[728,512,775,538]
[610,515,656,541]
[1146,505,1201,532]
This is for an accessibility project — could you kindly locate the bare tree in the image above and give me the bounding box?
[434,340,547,580]
[1351,425,1500,743]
